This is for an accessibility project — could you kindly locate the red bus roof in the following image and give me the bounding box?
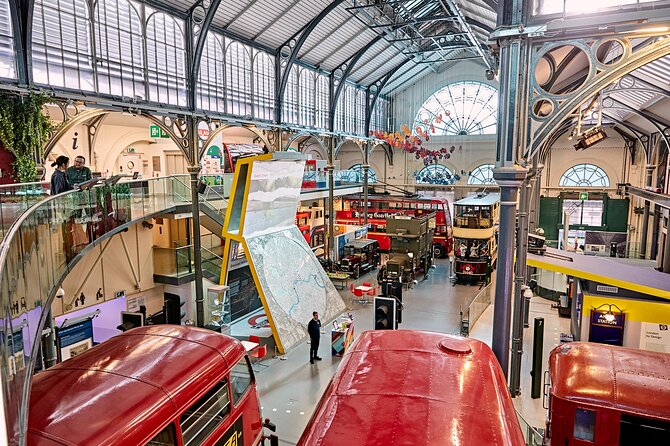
[298,330,524,446]
[28,326,246,446]
[342,194,448,204]
[550,342,670,421]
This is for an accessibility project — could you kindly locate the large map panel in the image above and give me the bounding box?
[243,159,305,238]
[245,226,346,352]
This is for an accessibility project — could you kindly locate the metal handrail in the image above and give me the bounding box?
[515,409,545,445]
[459,283,493,337]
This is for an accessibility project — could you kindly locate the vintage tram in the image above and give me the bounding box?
[546,342,670,445]
[297,330,525,445]
[452,193,500,283]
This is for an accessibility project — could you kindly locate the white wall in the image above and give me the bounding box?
[53,224,165,318]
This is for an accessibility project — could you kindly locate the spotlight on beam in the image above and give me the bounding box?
[574,127,607,151]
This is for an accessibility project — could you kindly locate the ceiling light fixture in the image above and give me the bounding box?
[574,127,608,150]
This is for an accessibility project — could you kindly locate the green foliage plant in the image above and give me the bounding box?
[0,92,54,182]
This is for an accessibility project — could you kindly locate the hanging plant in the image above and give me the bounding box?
[0,92,54,182]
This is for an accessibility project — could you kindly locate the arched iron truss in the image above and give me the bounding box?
[198,122,274,160]
[601,97,670,162]
[526,36,670,161]
[285,132,328,155]
[275,0,345,123]
[187,0,224,109]
[329,35,383,130]
[42,101,194,164]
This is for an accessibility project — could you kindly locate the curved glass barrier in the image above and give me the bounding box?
[0,182,50,240]
[0,175,189,444]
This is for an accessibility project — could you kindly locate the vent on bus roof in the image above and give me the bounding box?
[438,337,472,355]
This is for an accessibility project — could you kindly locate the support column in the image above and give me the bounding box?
[493,167,527,377]
[651,205,660,260]
[491,19,530,375]
[640,165,655,259]
[188,165,205,327]
[363,145,370,227]
[510,174,531,395]
[327,139,335,261]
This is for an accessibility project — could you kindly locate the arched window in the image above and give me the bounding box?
[415,164,456,185]
[283,65,298,125]
[298,68,315,127]
[94,0,144,99]
[0,0,15,79]
[414,81,498,136]
[560,164,610,187]
[253,51,275,121]
[468,164,496,185]
[33,0,94,90]
[342,164,377,183]
[146,10,187,106]
[315,74,329,129]
[355,89,366,136]
[198,33,225,113]
[225,41,252,117]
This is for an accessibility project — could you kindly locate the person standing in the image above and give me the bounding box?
[50,156,72,195]
[66,155,92,186]
[307,311,322,364]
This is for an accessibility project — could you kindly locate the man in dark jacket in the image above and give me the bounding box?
[307,311,322,364]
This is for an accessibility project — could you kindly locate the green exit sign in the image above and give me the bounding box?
[150,125,169,138]
[579,192,588,201]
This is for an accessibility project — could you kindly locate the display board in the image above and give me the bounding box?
[55,319,94,362]
[245,226,346,352]
[242,159,305,237]
[640,322,670,353]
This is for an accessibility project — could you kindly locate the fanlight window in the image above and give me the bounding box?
[468,164,496,185]
[559,164,610,187]
[342,164,377,183]
[414,81,498,136]
[415,164,455,185]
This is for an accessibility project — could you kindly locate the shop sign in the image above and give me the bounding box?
[579,192,589,201]
[150,125,169,138]
[588,310,625,346]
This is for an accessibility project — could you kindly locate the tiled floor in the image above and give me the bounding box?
[254,259,567,444]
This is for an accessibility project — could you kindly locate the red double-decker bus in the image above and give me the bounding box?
[28,326,272,446]
[335,194,453,257]
[297,330,525,445]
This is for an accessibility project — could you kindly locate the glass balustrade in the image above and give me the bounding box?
[0,174,189,443]
[0,182,50,240]
[153,245,194,278]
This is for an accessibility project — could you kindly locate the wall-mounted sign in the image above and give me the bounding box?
[115,290,126,299]
[641,322,670,353]
[150,125,169,138]
[579,192,589,201]
[127,295,146,313]
[588,309,625,346]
